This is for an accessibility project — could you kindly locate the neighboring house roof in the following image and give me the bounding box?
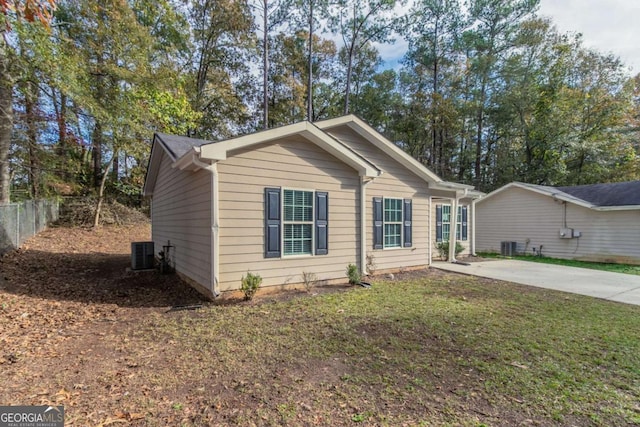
[557,181,640,207]
[477,181,640,211]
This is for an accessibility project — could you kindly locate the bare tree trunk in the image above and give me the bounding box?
[307,0,314,122]
[344,43,354,115]
[111,151,119,182]
[92,122,103,187]
[263,0,269,129]
[93,152,116,229]
[24,81,40,198]
[54,90,69,180]
[0,35,12,204]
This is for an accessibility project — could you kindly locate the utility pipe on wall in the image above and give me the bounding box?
[192,153,220,297]
[360,176,373,274]
[471,198,477,256]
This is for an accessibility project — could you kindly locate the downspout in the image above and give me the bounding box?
[360,176,373,274]
[471,198,477,256]
[448,196,458,263]
[449,189,468,263]
[192,155,220,298]
[428,196,432,265]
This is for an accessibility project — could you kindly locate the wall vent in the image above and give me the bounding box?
[131,241,154,270]
[500,241,517,256]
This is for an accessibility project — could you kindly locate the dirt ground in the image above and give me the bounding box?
[3,223,625,426]
[0,224,204,422]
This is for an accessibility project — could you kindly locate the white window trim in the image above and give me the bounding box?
[383,197,404,249]
[441,204,467,242]
[282,187,315,257]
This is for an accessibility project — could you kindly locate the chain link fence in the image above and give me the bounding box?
[0,199,59,255]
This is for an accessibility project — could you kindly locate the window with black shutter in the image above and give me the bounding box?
[264,188,329,258]
[373,197,412,249]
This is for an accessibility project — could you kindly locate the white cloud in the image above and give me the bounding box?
[539,0,640,73]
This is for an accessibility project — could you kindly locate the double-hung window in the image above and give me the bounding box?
[264,187,329,258]
[436,204,468,242]
[283,189,313,256]
[384,198,403,248]
[373,197,412,249]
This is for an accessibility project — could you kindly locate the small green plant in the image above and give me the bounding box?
[436,241,465,260]
[351,413,365,422]
[346,263,361,285]
[240,271,262,300]
[301,271,318,293]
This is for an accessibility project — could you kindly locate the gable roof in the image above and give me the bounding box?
[144,117,476,197]
[316,115,442,184]
[155,132,210,161]
[557,181,640,207]
[478,181,640,211]
[198,121,381,178]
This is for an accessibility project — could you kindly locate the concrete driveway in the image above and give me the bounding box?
[432,260,640,306]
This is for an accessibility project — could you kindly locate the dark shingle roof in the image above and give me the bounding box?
[556,181,640,207]
[155,133,212,160]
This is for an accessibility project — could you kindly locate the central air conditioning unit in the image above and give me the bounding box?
[131,241,155,270]
[500,241,517,256]
[559,228,574,239]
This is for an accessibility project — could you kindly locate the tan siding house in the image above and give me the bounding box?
[144,116,475,298]
[476,181,640,265]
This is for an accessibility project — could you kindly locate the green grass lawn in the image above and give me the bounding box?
[478,252,640,276]
[127,272,640,426]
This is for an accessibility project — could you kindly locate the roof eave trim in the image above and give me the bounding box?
[593,204,640,211]
[142,134,165,197]
[316,115,443,184]
[476,182,594,209]
[199,121,380,178]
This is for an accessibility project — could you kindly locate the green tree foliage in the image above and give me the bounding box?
[268,31,337,125]
[327,0,400,114]
[187,0,256,138]
[1,0,638,206]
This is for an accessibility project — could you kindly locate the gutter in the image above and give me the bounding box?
[190,149,221,298]
[428,197,432,265]
[471,197,477,256]
[448,188,468,263]
[360,176,374,274]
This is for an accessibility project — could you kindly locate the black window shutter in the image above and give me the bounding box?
[373,197,383,249]
[264,187,281,258]
[315,191,328,255]
[435,204,443,242]
[461,205,468,241]
[403,199,412,247]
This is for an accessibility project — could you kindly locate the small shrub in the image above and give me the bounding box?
[436,241,465,260]
[301,271,318,293]
[346,263,361,285]
[241,271,262,300]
